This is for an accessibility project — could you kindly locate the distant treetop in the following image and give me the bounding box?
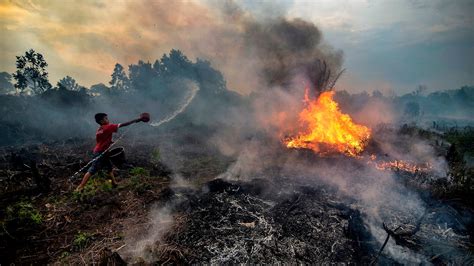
[13,49,51,95]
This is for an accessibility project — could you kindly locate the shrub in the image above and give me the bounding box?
[151,148,161,164]
[6,200,42,225]
[128,176,152,194]
[129,167,150,177]
[60,251,70,259]
[72,175,113,201]
[73,231,92,250]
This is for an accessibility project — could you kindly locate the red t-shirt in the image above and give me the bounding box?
[93,123,119,153]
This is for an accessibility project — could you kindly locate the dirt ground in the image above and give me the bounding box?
[0,129,233,265]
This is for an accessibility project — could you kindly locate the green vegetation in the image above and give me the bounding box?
[395,125,474,206]
[151,148,161,164]
[431,128,474,206]
[129,167,150,177]
[399,123,441,140]
[47,195,67,206]
[127,167,156,193]
[6,200,43,225]
[444,128,474,157]
[445,143,473,200]
[59,251,70,259]
[73,231,92,250]
[72,173,113,201]
[128,176,153,193]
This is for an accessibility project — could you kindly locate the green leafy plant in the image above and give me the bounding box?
[128,176,152,193]
[60,251,70,259]
[73,231,92,250]
[6,200,42,225]
[72,175,113,201]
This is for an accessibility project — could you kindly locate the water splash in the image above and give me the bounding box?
[151,82,199,127]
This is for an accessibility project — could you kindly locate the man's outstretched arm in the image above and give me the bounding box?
[119,118,141,128]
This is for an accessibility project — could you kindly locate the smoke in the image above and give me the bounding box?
[216,134,440,262]
[244,19,343,90]
[215,0,344,92]
[110,0,344,95]
[351,97,399,128]
[371,127,448,176]
[122,205,174,262]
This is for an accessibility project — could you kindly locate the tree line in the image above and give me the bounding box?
[0,48,226,97]
[0,48,473,127]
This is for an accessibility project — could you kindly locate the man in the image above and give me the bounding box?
[75,113,147,191]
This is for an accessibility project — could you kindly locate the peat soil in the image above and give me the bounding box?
[139,177,371,264]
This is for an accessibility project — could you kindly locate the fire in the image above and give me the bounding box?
[284,88,371,156]
[368,155,432,174]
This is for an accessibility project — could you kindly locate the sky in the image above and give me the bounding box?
[0,0,473,95]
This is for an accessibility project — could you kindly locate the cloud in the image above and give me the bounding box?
[1,0,249,89]
[1,0,343,94]
[0,0,472,93]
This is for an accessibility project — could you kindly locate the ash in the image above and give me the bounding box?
[129,152,473,264]
[143,178,366,264]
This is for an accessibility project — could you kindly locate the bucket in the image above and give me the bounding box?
[140,112,150,122]
[107,147,125,167]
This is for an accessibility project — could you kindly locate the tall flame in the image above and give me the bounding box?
[284,88,371,156]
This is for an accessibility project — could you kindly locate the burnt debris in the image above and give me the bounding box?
[139,178,372,264]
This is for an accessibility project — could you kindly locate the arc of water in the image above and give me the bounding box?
[151,83,199,127]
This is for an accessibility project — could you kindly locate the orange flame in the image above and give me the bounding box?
[284,88,371,156]
[368,155,432,173]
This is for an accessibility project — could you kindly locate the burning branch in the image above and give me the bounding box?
[326,69,345,92]
[306,59,345,97]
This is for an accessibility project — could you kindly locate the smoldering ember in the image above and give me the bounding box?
[1,1,473,265]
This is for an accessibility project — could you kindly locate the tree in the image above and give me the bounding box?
[90,83,110,95]
[12,49,51,95]
[404,101,420,117]
[128,60,155,91]
[0,72,14,94]
[195,58,226,94]
[413,85,427,96]
[109,63,130,92]
[372,90,383,98]
[57,76,82,91]
[163,49,193,75]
